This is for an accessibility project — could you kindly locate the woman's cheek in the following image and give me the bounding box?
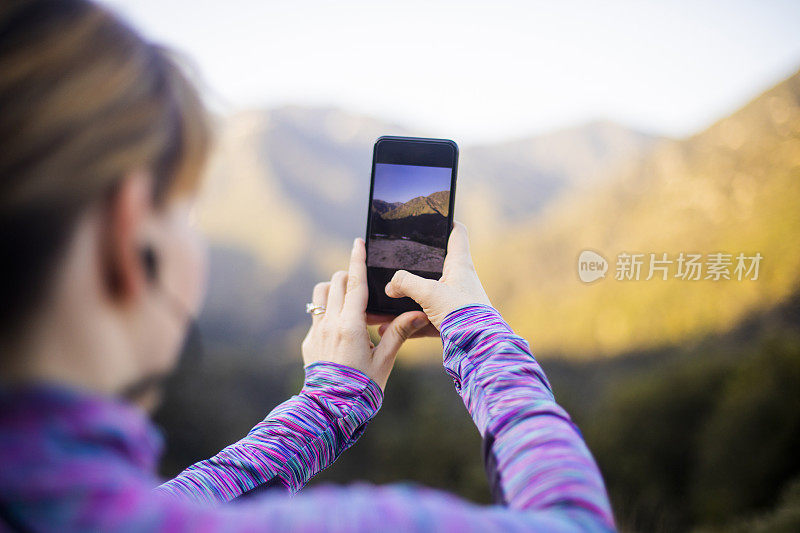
[174,223,207,318]
[189,229,209,316]
[167,201,208,317]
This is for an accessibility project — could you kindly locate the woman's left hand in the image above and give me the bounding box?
[301,238,430,390]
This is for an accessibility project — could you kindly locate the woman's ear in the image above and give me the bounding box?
[101,170,154,303]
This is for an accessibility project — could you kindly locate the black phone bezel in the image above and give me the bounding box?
[364,135,459,315]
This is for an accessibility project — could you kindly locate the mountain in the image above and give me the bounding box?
[371,199,403,215]
[478,69,800,358]
[194,68,800,362]
[370,191,451,249]
[426,190,450,216]
[194,107,406,346]
[194,105,655,352]
[460,120,660,225]
[382,190,450,219]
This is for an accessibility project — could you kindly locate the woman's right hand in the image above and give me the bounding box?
[381,221,492,336]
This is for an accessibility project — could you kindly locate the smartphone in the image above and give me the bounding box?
[365,136,458,315]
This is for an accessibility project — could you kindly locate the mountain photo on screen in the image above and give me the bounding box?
[368,163,451,272]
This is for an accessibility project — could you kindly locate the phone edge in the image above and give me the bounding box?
[364,136,459,316]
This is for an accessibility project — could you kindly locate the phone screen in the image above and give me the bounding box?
[365,137,458,314]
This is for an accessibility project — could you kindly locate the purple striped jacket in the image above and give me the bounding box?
[0,303,616,531]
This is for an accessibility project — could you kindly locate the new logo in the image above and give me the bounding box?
[578,250,608,283]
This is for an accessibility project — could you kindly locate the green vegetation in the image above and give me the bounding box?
[154,293,800,532]
[720,477,800,533]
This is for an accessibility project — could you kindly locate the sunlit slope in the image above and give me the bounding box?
[193,106,654,354]
[479,70,800,358]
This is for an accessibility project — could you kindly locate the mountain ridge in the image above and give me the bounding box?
[371,199,403,215]
[193,111,654,350]
[380,190,450,219]
[370,190,450,249]
[191,68,800,360]
[479,68,800,358]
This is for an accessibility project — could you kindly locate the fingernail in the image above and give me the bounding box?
[412,316,427,328]
[353,238,359,249]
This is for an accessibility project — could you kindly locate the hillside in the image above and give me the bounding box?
[371,199,403,215]
[426,190,450,216]
[382,190,449,219]
[480,69,800,358]
[193,69,800,361]
[461,119,660,224]
[193,106,652,351]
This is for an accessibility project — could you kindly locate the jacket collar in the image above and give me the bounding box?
[0,381,164,472]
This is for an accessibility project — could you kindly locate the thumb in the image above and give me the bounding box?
[385,270,440,308]
[373,311,429,363]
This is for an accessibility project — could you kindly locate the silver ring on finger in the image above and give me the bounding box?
[305,303,326,316]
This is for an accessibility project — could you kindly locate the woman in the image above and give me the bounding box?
[0,1,616,531]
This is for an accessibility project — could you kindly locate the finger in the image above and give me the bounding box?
[374,311,429,363]
[342,238,368,319]
[367,312,395,325]
[326,270,348,319]
[385,270,440,307]
[311,281,330,326]
[443,220,473,270]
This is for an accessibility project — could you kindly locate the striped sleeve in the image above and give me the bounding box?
[155,360,383,503]
[439,303,616,530]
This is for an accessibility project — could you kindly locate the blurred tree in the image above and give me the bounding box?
[723,476,800,533]
[586,357,730,531]
[152,293,800,532]
[692,336,800,524]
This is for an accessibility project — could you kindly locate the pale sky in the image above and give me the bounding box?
[103,0,800,145]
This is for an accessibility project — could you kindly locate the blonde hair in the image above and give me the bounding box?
[0,0,211,335]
